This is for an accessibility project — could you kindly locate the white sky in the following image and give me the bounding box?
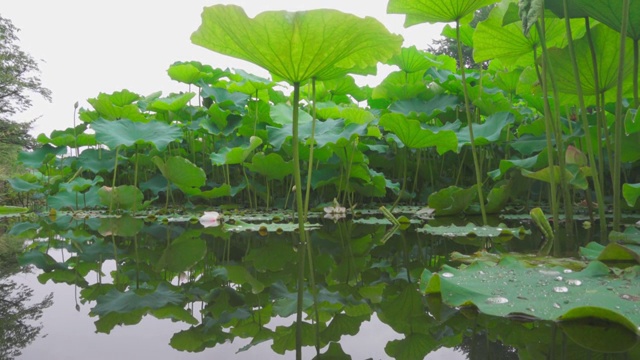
[3,1,444,137]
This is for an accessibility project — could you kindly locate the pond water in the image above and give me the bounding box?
[2,214,639,359]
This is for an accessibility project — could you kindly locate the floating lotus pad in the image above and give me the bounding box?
[421,257,640,335]
[418,223,530,239]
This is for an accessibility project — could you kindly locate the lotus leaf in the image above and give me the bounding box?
[59,176,103,193]
[418,222,529,239]
[389,95,460,121]
[97,185,147,211]
[48,186,102,210]
[7,177,43,192]
[455,111,515,150]
[167,61,226,85]
[387,0,499,26]
[92,118,182,151]
[147,92,196,112]
[0,206,28,215]
[201,85,249,113]
[37,124,96,147]
[245,153,293,181]
[153,156,205,191]
[224,219,321,233]
[386,46,441,73]
[18,144,67,169]
[380,113,458,154]
[210,136,262,166]
[86,92,146,122]
[427,185,476,216]
[191,5,402,83]
[421,257,640,335]
[76,149,121,173]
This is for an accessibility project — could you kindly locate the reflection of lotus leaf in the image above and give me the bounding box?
[418,222,530,239]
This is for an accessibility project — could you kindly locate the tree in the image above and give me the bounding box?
[0,15,51,123]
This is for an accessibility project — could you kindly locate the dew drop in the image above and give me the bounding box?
[553,303,561,309]
[566,279,582,286]
[563,269,573,274]
[554,276,563,281]
[553,286,569,293]
[441,272,455,278]
[486,296,509,304]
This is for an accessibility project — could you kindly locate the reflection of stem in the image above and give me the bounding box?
[295,233,306,360]
[305,233,321,356]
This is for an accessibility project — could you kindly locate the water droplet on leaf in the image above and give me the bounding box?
[553,286,569,293]
[486,296,509,304]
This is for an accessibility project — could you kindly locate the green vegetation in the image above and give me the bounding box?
[7,0,640,358]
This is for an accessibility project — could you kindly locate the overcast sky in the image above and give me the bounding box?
[4,1,444,137]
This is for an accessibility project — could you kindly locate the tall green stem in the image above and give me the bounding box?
[304,78,318,220]
[563,0,608,240]
[613,0,631,231]
[291,82,307,238]
[456,20,487,225]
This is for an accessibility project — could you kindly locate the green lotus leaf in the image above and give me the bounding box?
[389,94,460,121]
[624,183,640,207]
[522,165,588,190]
[37,124,96,147]
[488,153,542,180]
[386,46,441,73]
[546,24,633,102]
[484,181,511,214]
[7,177,43,192]
[570,0,640,40]
[339,107,375,125]
[191,5,402,83]
[18,144,67,169]
[373,71,429,101]
[199,114,242,137]
[427,185,476,216]
[59,176,104,193]
[201,85,249,113]
[270,103,312,126]
[441,23,475,47]
[267,119,367,151]
[156,230,207,273]
[147,92,196,112]
[245,153,293,181]
[625,108,640,135]
[86,92,146,122]
[182,184,232,199]
[380,113,458,154]
[223,219,321,233]
[97,185,147,211]
[421,257,640,335]
[167,61,227,85]
[228,68,276,95]
[48,186,102,210]
[418,222,529,239]
[76,149,121,173]
[271,322,318,354]
[92,118,182,151]
[387,0,499,26]
[170,325,233,352]
[319,75,368,102]
[153,156,206,191]
[609,226,640,246]
[455,111,515,149]
[210,136,262,166]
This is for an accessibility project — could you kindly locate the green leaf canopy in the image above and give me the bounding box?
[191,5,403,83]
[91,118,182,151]
[388,0,500,26]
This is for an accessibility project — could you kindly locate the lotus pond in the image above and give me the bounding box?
[4,0,640,358]
[1,210,638,359]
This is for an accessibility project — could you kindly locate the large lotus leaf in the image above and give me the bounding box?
[620,132,640,163]
[610,226,640,246]
[201,85,249,113]
[427,185,476,216]
[488,153,542,180]
[191,5,402,83]
[92,118,182,151]
[228,69,276,95]
[37,124,96,147]
[156,231,207,273]
[147,92,195,113]
[484,181,511,214]
[269,103,312,126]
[474,5,581,69]
[8,177,43,192]
[48,186,102,210]
[441,23,475,47]
[181,184,232,199]
[623,183,640,206]
[18,144,67,168]
[76,149,121,173]
[373,71,429,101]
[267,119,367,151]
[421,257,640,335]
[167,61,227,85]
[97,185,147,211]
[571,0,640,40]
[86,92,146,122]
[546,24,633,101]
[386,45,441,73]
[199,114,243,137]
[245,152,293,181]
[59,176,104,194]
[387,0,499,26]
[380,113,458,154]
[522,165,588,190]
[389,94,460,121]
[418,222,530,239]
[319,76,368,101]
[455,111,515,149]
[210,136,262,166]
[153,156,206,190]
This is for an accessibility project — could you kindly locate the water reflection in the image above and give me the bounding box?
[0,230,53,360]
[8,215,640,359]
